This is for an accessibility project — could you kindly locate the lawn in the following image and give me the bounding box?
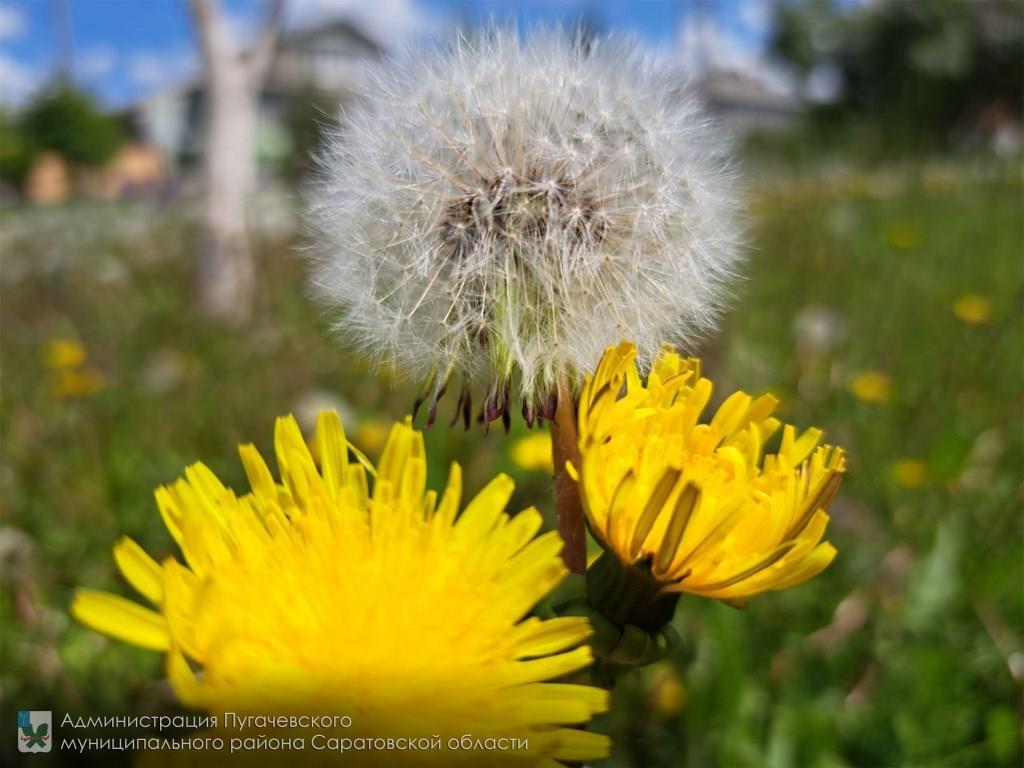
[2,157,1021,766]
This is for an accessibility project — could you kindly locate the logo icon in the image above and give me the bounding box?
[18,711,52,753]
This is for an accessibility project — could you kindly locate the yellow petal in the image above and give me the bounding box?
[510,683,610,724]
[434,462,463,528]
[166,646,204,708]
[71,590,170,651]
[315,410,349,499]
[238,443,276,499]
[550,727,613,760]
[504,646,594,685]
[513,616,593,657]
[457,473,514,541]
[113,537,163,605]
[710,391,752,439]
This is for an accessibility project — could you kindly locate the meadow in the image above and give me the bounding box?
[2,156,1021,766]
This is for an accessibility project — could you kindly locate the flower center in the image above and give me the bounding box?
[441,169,607,260]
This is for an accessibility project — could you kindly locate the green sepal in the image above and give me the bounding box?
[535,573,589,620]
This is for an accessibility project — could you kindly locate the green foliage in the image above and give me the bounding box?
[602,157,1024,767]
[1,155,1021,766]
[280,85,338,180]
[771,0,1024,154]
[19,79,125,167]
[772,0,841,76]
[0,108,36,186]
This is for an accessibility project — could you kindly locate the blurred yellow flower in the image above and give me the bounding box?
[886,222,921,251]
[44,338,105,398]
[892,459,928,489]
[44,338,87,370]
[511,432,553,473]
[51,369,106,399]
[952,294,992,325]
[72,412,609,765]
[574,342,845,603]
[646,663,686,717]
[355,418,389,454]
[850,371,891,404]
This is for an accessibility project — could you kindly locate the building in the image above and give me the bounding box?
[697,70,802,137]
[126,19,382,176]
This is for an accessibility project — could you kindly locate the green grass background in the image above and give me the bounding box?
[2,157,1021,766]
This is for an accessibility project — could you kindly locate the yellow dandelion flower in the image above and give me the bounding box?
[892,459,928,489]
[952,294,992,325]
[355,418,389,454]
[72,412,609,766]
[51,369,106,399]
[574,342,844,604]
[511,433,554,473]
[850,371,891,404]
[886,222,921,251]
[44,338,87,369]
[646,663,686,717]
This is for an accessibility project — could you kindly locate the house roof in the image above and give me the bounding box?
[124,17,383,112]
[281,18,383,55]
[700,70,800,114]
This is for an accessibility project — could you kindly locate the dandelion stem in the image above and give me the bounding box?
[551,371,587,574]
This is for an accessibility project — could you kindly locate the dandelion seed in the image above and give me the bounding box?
[72,412,610,764]
[308,29,744,424]
[793,305,845,352]
[575,342,844,614]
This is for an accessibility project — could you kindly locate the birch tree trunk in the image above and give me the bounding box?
[189,0,284,324]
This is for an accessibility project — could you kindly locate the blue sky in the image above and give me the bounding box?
[0,0,775,108]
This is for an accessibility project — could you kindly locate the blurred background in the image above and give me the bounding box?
[1,0,1021,765]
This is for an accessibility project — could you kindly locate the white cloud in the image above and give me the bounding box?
[77,46,117,79]
[0,5,26,42]
[287,0,447,47]
[128,49,197,90]
[0,53,40,106]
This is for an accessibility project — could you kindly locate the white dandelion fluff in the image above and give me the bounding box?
[308,28,744,425]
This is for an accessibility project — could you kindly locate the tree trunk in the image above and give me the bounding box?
[198,56,256,323]
[189,0,283,325]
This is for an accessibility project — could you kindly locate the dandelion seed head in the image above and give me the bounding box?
[308,28,745,420]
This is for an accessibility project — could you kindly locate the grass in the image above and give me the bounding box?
[1,156,1021,766]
